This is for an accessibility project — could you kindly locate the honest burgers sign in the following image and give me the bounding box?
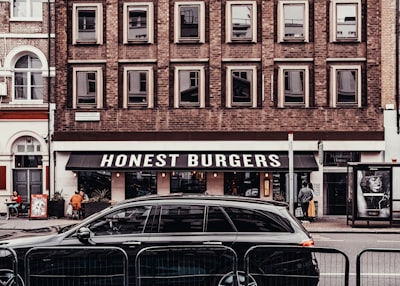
[66,152,295,171]
[100,153,281,169]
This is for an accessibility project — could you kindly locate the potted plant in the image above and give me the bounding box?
[48,190,65,218]
[81,189,111,218]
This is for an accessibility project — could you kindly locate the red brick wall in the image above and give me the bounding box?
[54,0,383,139]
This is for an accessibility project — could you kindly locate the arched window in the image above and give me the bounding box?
[13,136,42,168]
[13,55,43,101]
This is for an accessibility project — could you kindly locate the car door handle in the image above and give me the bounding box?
[203,241,222,245]
[122,241,142,246]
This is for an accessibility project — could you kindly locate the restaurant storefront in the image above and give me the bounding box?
[63,151,318,205]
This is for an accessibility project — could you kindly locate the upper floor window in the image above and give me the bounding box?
[226,66,257,108]
[278,1,309,42]
[174,66,206,108]
[330,65,362,107]
[13,55,43,102]
[330,0,361,42]
[277,65,309,107]
[123,67,154,108]
[72,67,103,109]
[123,3,154,44]
[11,0,42,20]
[226,1,257,43]
[174,1,205,43]
[72,4,103,45]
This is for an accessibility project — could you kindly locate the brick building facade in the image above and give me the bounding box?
[0,0,55,214]
[50,0,385,217]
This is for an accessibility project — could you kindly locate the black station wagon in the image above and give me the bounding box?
[0,194,319,286]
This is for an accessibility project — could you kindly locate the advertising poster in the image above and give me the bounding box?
[30,194,48,219]
[356,169,391,219]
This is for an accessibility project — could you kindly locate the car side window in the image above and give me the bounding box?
[159,205,204,232]
[206,206,235,232]
[88,205,152,235]
[223,207,290,232]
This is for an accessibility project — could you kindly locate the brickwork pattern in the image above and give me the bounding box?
[54,0,384,136]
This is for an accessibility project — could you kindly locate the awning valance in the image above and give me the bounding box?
[66,152,318,172]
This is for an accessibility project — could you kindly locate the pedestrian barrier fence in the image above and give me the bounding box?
[357,248,400,286]
[0,247,18,286]
[244,245,349,286]
[1,245,400,286]
[135,245,238,286]
[25,246,129,286]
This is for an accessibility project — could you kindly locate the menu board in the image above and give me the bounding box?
[30,194,48,219]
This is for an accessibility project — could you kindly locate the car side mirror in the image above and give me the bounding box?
[76,227,94,245]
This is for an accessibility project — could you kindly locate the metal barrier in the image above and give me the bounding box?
[25,246,129,286]
[244,246,349,286]
[0,247,19,286]
[357,248,400,286]
[8,244,400,286]
[135,245,238,286]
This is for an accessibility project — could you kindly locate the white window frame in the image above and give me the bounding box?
[123,67,154,108]
[72,4,103,45]
[226,66,257,108]
[72,67,103,109]
[278,0,309,42]
[123,3,154,44]
[174,1,205,43]
[330,65,362,107]
[226,1,257,43]
[10,0,43,21]
[174,66,205,108]
[278,65,309,107]
[12,54,44,104]
[330,0,361,42]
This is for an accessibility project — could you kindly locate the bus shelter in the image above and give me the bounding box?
[347,162,400,227]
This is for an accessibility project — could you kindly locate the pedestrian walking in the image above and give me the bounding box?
[298,181,314,220]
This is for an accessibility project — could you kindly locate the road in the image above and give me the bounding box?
[313,232,400,286]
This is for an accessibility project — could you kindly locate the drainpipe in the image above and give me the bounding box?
[396,1,399,134]
[47,0,52,197]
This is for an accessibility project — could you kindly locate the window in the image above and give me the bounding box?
[159,205,204,232]
[278,1,309,42]
[278,65,309,107]
[78,171,111,200]
[174,66,205,108]
[125,171,157,198]
[13,55,43,102]
[11,0,42,19]
[226,66,257,107]
[89,206,151,235]
[224,172,260,197]
[206,206,235,232]
[331,0,361,42]
[174,2,205,43]
[72,4,103,44]
[330,65,361,107]
[73,67,103,108]
[226,1,257,43]
[170,171,206,193]
[224,207,291,232]
[123,67,154,108]
[123,3,154,44]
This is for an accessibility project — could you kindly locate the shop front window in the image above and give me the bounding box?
[78,171,111,200]
[125,171,157,199]
[272,172,309,203]
[224,172,260,197]
[170,171,206,193]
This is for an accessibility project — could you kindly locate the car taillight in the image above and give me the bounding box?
[300,239,315,247]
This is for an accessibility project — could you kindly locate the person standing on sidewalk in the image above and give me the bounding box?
[298,181,314,220]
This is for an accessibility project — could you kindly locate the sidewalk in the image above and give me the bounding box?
[0,215,400,233]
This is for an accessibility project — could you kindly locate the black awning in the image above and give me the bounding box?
[66,152,318,172]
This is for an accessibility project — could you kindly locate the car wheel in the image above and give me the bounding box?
[216,270,261,286]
